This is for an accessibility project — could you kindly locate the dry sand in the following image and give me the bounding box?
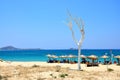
[0,61,120,80]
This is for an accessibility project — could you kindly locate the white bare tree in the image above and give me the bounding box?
[66,10,85,70]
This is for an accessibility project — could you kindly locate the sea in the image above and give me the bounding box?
[0,49,120,63]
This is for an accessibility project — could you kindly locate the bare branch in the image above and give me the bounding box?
[65,10,85,70]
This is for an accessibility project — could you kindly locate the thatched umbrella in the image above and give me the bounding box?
[81,55,86,58]
[46,54,52,58]
[51,55,58,58]
[114,55,120,64]
[68,54,77,63]
[87,55,98,63]
[46,54,52,61]
[80,55,87,63]
[101,55,109,64]
[59,55,67,58]
[59,55,67,61]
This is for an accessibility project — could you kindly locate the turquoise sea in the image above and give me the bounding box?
[0,49,120,62]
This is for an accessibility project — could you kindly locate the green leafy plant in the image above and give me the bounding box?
[54,76,57,79]
[65,74,68,76]
[32,64,39,67]
[50,74,57,79]
[59,73,68,78]
[50,73,53,76]
[107,68,114,72]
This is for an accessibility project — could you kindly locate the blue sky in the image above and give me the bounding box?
[0,0,120,49]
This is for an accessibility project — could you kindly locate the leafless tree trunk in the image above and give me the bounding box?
[66,10,85,70]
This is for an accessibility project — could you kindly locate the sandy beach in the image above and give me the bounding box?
[0,61,120,80]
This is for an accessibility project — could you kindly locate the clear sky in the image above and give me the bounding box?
[0,0,120,49]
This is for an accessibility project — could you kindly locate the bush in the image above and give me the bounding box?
[50,74,53,76]
[59,73,68,78]
[65,74,68,76]
[107,68,114,72]
[32,64,39,67]
[60,74,66,78]
[50,74,57,79]
[0,75,7,80]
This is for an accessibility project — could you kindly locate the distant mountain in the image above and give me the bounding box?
[0,46,42,50]
[0,46,19,50]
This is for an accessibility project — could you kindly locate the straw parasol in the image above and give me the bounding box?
[115,55,120,64]
[68,54,75,58]
[87,55,98,63]
[68,54,77,62]
[46,54,52,58]
[59,55,68,61]
[101,55,108,59]
[101,55,109,64]
[46,54,52,61]
[51,55,58,58]
[88,55,98,59]
[81,55,86,58]
[115,55,120,59]
[59,55,67,58]
[80,55,86,63]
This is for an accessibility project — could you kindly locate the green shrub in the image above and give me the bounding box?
[65,74,68,76]
[50,73,53,76]
[107,68,114,72]
[60,74,66,78]
[59,73,68,78]
[0,75,7,80]
[32,64,39,67]
[54,76,57,79]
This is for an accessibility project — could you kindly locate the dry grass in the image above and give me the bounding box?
[0,65,120,80]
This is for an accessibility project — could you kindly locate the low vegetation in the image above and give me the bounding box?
[59,73,68,78]
[107,68,114,72]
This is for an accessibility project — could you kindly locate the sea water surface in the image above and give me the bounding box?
[0,49,120,62]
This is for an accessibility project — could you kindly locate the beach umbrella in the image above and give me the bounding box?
[80,55,87,63]
[101,55,108,59]
[46,54,52,58]
[68,54,77,62]
[59,55,67,61]
[51,55,58,58]
[59,55,68,62]
[88,55,98,59]
[114,55,120,64]
[87,55,98,63]
[81,55,86,58]
[46,54,53,62]
[114,55,120,59]
[101,55,109,64]
[68,54,74,58]
[59,55,67,58]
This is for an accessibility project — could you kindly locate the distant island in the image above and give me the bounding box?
[0,46,41,50]
[0,46,19,50]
